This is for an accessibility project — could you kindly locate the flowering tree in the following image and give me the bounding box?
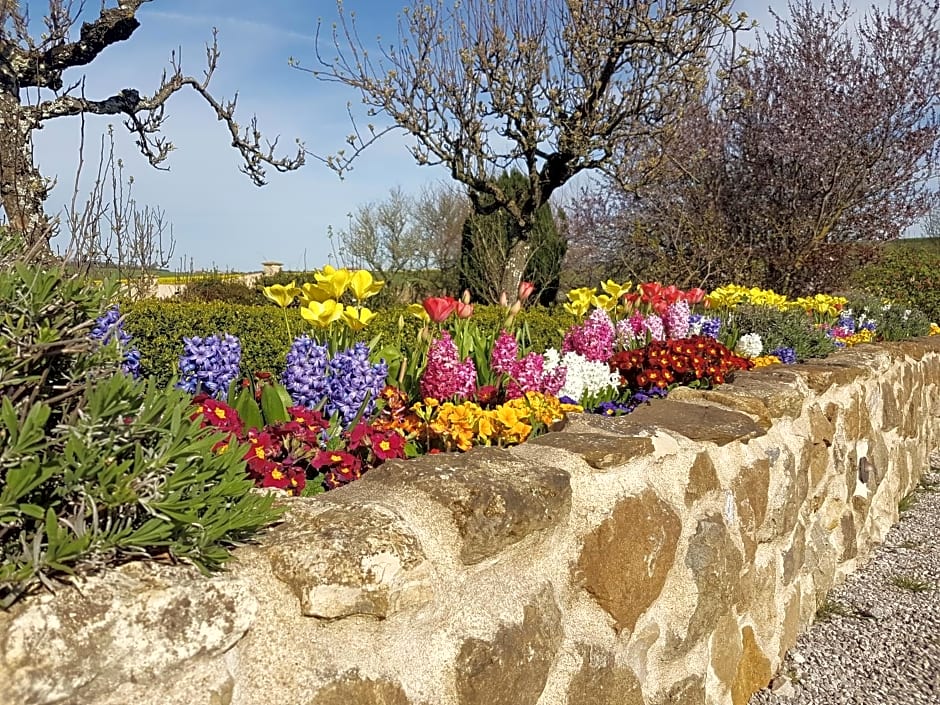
[300,0,740,300]
[0,0,305,258]
[575,0,940,294]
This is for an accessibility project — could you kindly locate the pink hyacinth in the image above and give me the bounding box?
[644,313,665,341]
[615,319,638,350]
[504,351,566,399]
[491,331,519,375]
[420,331,477,400]
[664,300,691,339]
[561,308,615,363]
[627,311,647,337]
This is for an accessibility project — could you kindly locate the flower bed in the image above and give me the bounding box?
[96,267,939,497]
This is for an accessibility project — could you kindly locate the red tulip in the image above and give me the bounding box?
[422,296,458,323]
[518,281,535,302]
[639,281,662,302]
[455,300,474,318]
[685,288,706,304]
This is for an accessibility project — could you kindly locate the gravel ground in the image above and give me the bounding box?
[750,461,940,705]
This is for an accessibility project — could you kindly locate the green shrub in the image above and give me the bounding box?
[851,245,940,324]
[124,301,578,385]
[0,252,283,607]
[174,276,260,305]
[841,292,932,341]
[726,305,838,361]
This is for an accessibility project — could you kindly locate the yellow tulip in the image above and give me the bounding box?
[314,265,352,299]
[342,306,377,331]
[591,294,617,312]
[262,281,301,308]
[300,299,345,328]
[407,302,430,322]
[600,279,632,300]
[563,286,595,317]
[300,282,332,304]
[349,270,385,301]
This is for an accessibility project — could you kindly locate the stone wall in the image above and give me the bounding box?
[3,338,940,705]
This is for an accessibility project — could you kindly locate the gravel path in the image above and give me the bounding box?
[750,461,940,705]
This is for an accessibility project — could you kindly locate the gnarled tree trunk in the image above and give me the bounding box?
[0,90,53,257]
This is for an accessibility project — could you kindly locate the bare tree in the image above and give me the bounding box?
[0,0,305,257]
[299,0,740,300]
[64,123,176,298]
[337,182,469,300]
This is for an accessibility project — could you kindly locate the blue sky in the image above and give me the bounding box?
[19,1,869,272]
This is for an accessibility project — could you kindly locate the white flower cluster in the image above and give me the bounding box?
[544,349,620,404]
[734,332,763,358]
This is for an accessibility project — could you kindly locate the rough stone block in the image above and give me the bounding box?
[266,501,435,619]
[454,587,561,705]
[623,400,766,446]
[577,489,681,633]
[0,562,253,705]
[527,431,653,470]
[361,447,571,565]
[566,645,645,705]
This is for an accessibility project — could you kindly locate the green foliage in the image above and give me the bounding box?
[0,250,283,607]
[726,305,838,361]
[459,170,567,305]
[174,275,261,305]
[125,301,577,384]
[841,292,932,341]
[851,245,940,324]
[124,301,300,384]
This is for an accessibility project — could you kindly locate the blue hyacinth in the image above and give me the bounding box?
[90,305,142,378]
[689,313,721,339]
[769,346,797,365]
[177,333,241,398]
[282,335,331,408]
[283,338,388,427]
[324,342,388,426]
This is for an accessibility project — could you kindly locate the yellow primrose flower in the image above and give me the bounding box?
[314,265,353,299]
[342,305,377,331]
[600,279,632,300]
[262,281,301,308]
[300,299,345,328]
[349,269,385,302]
[930,323,940,336]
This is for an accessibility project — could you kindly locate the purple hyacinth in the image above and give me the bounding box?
[177,333,241,398]
[90,305,142,378]
[282,335,330,408]
[324,342,388,427]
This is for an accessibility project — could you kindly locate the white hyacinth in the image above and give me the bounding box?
[734,332,763,358]
[544,349,620,404]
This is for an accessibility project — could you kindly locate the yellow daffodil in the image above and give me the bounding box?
[348,269,385,302]
[314,265,353,299]
[300,299,345,328]
[600,279,632,300]
[262,281,301,308]
[342,305,377,331]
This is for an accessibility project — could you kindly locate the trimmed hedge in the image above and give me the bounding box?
[124,301,577,386]
[851,242,940,324]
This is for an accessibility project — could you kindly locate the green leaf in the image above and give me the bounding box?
[260,384,289,424]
